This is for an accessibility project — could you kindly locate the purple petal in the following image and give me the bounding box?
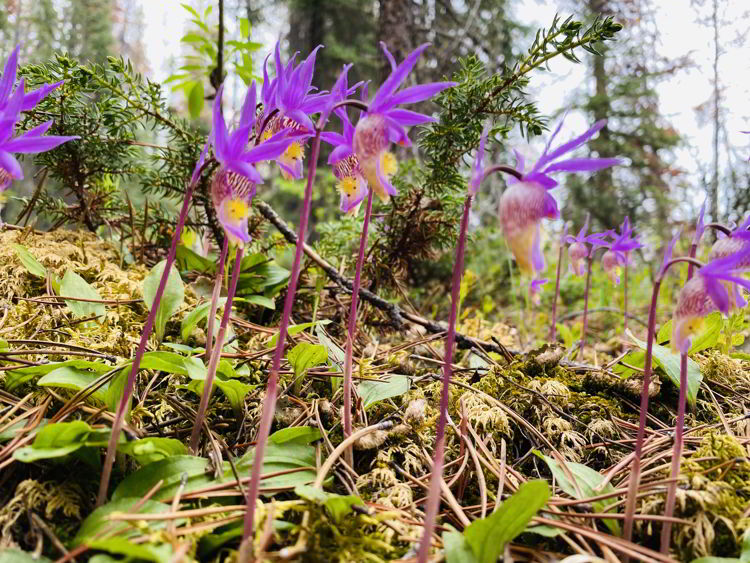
[531,225,545,273]
[328,143,352,165]
[522,172,558,189]
[20,80,63,111]
[542,157,621,174]
[243,137,295,163]
[0,150,22,180]
[190,139,211,185]
[380,41,397,72]
[660,230,682,275]
[387,81,456,107]
[238,81,257,132]
[3,133,78,154]
[370,43,430,113]
[542,119,607,166]
[703,277,730,314]
[542,192,560,219]
[226,160,264,184]
[19,120,53,138]
[212,84,230,161]
[0,45,20,106]
[385,108,436,126]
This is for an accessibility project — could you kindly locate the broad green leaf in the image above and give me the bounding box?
[60,270,106,320]
[358,375,410,409]
[268,320,331,347]
[176,244,215,273]
[87,538,172,563]
[626,329,703,407]
[112,456,212,501]
[6,359,112,390]
[556,323,574,348]
[138,350,194,376]
[657,319,672,345]
[0,549,52,563]
[187,80,204,119]
[463,480,550,563]
[37,366,108,403]
[536,452,619,535]
[13,244,47,278]
[287,342,328,378]
[239,18,250,38]
[443,529,479,563]
[13,421,119,464]
[185,378,256,413]
[269,427,321,445]
[688,312,723,354]
[316,325,345,392]
[181,298,227,340]
[244,294,275,309]
[295,485,364,523]
[72,498,173,546]
[117,437,188,465]
[198,521,245,558]
[143,260,185,342]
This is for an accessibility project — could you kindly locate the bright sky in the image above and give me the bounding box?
[139,0,750,218]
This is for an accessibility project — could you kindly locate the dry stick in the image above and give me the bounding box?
[621,256,703,548]
[97,161,208,507]
[205,237,230,362]
[190,247,244,453]
[254,200,515,357]
[418,194,472,563]
[343,187,375,468]
[241,128,324,547]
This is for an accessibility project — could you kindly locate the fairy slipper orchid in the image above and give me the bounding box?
[353,42,455,202]
[211,82,295,245]
[564,215,610,277]
[601,217,642,285]
[498,116,620,277]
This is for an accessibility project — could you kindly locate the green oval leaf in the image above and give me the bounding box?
[60,269,106,320]
[143,260,185,342]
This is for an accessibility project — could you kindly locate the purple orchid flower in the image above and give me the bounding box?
[468,124,489,196]
[0,45,63,116]
[672,246,750,353]
[0,78,77,197]
[564,216,610,277]
[601,217,643,285]
[353,42,456,202]
[320,66,371,215]
[210,82,295,246]
[499,115,621,277]
[257,42,328,180]
[529,277,548,305]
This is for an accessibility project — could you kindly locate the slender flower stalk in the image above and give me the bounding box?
[205,237,229,361]
[418,124,488,562]
[621,229,688,543]
[580,252,595,355]
[549,223,568,341]
[418,194,472,563]
[97,151,210,506]
[190,246,244,452]
[342,187,374,465]
[600,217,642,333]
[624,261,629,332]
[241,127,323,551]
[659,247,750,552]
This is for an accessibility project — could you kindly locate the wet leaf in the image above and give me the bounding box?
[358,375,410,409]
[143,260,185,342]
[117,437,188,465]
[72,498,173,546]
[295,485,364,523]
[463,480,550,563]
[287,342,328,378]
[60,270,106,320]
[13,244,47,278]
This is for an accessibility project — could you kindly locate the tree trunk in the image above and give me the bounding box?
[378,0,413,80]
[710,0,720,223]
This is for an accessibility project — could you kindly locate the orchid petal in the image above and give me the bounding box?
[370,43,430,112]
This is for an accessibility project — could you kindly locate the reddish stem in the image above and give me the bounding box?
[205,237,230,361]
[622,256,703,546]
[97,170,204,506]
[580,254,594,356]
[660,351,688,553]
[343,187,375,465]
[417,195,472,563]
[549,243,564,341]
[190,246,244,453]
[623,261,629,333]
[241,128,323,544]
[687,242,698,281]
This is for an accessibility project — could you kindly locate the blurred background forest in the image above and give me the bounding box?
[0,0,749,330]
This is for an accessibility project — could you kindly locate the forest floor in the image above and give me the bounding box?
[1,227,750,563]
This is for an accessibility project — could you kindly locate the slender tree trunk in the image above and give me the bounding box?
[710,0,720,223]
[378,0,413,80]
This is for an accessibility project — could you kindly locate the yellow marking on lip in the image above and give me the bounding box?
[225,198,249,221]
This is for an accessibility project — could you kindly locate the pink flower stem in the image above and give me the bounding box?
[622,256,703,548]
[623,261,629,333]
[549,243,564,341]
[205,237,230,361]
[97,162,209,506]
[190,245,244,453]
[417,194,472,563]
[241,128,323,545]
[660,351,687,553]
[580,254,594,357]
[343,187,375,466]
